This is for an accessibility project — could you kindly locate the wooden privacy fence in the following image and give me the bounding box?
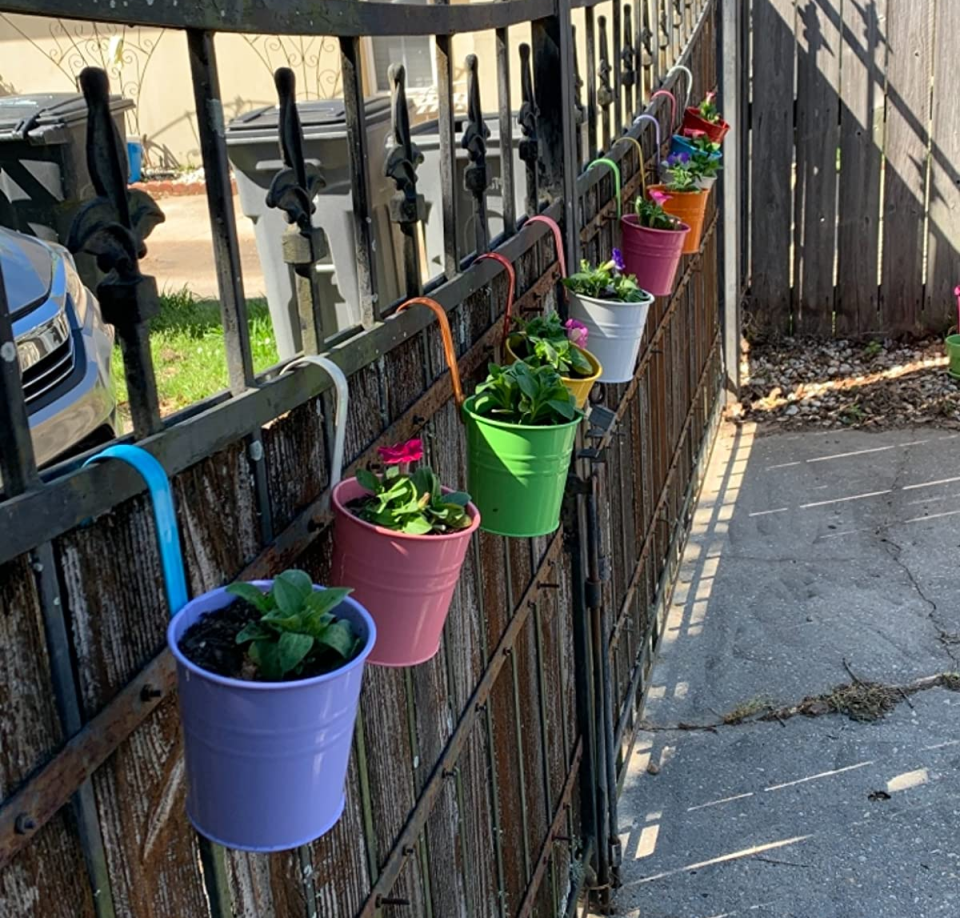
[0,1,726,916]
[747,0,960,338]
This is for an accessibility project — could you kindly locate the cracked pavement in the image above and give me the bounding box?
[612,424,960,918]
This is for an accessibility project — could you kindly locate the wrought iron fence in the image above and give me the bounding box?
[0,1,728,916]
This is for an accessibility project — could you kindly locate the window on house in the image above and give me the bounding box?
[368,0,436,92]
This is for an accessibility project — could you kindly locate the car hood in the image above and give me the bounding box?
[0,227,54,318]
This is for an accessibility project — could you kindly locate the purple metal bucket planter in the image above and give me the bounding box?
[331,477,481,668]
[167,581,376,852]
[620,214,690,297]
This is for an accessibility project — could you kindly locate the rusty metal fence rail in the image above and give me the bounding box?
[0,1,726,916]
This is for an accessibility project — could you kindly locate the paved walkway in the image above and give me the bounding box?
[614,423,960,918]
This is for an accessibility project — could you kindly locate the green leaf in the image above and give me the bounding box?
[402,516,434,535]
[305,587,353,617]
[547,398,576,420]
[356,467,380,494]
[272,569,313,614]
[225,581,273,613]
[261,609,303,632]
[443,491,471,507]
[318,620,360,659]
[249,639,283,681]
[277,631,314,676]
[235,621,272,644]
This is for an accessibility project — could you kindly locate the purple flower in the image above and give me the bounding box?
[565,318,589,348]
[666,151,690,167]
[612,248,625,272]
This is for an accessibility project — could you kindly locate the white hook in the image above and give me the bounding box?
[633,113,662,168]
[668,64,694,112]
[283,356,349,492]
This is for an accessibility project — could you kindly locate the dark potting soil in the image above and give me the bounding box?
[178,598,358,682]
[177,598,261,680]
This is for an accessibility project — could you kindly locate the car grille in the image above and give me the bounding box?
[19,314,77,405]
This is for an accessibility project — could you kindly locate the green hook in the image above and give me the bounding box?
[588,157,622,219]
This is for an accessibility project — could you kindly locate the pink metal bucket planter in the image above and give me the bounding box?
[331,477,481,667]
[620,214,690,296]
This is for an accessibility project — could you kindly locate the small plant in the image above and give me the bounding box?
[472,361,578,426]
[690,148,722,179]
[353,439,472,535]
[226,571,361,681]
[661,152,702,192]
[697,90,721,124]
[635,189,683,230]
[863,339,882,358]
[682,129,722,156]
[510,312,595,378]
[563,249,651,301]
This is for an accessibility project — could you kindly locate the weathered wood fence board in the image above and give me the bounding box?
[0,2,726,916]
[748,0,958,337]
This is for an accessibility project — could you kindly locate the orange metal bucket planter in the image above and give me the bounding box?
[648,184,709,255]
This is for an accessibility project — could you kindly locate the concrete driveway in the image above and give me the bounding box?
[140,192,266,300]
[614,424,960,918]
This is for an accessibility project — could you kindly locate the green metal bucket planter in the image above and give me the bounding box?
[462,395,581,538]
[948,286,960,379]
[398,294,581,540]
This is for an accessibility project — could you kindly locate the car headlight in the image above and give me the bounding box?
[62,254,88,326]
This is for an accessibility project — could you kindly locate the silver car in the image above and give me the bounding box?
[4,227,117,466]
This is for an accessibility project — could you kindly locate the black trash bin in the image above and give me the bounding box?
[0,93,134,290]
[227,98,405,360]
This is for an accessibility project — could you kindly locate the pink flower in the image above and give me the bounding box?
[565,318,589,348]
[705,91,717,104]
[378,438,424,466]
[684,128,707,138]
[649,189,671,207]
[954,284,960,298]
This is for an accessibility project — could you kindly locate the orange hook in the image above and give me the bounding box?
[476,252,517,345]
[396,297,464,413]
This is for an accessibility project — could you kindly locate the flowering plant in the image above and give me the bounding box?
[565,319,589,349]
[697,91,721,124]
[508,311,594,378]
[353,440,472,534]
[661,152,701,192]
[635,189,682,231]
[682,128,722,155]
[563,250,649,302]
[472,361,577,427]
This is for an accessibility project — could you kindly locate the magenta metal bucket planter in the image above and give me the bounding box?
[167,582,375,852]
[331,477,481,667]
[620,214,690,297]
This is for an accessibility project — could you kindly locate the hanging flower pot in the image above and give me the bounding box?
[561,250,655,384]
[167,573,376,852]
[621,190,690,296]
[946,286,960,379]
[396,295,582,539]
[682,91,730,143]
[647,183,708,255]
[331,443,481,667]
[503,314,602,408]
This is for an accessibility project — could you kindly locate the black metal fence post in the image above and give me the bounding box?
[622,5,637,118]
[597,16,614,152]
[518,43,540,218]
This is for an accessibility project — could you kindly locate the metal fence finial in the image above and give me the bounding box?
[518,43,541,216]
[462,54,491,254]
[621,6,637,116]
[597,16,615,149]
[68,66,165,438]
[266,66,330,352]
[384,63,425,294]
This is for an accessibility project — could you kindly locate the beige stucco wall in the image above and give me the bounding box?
[0,12,594,168]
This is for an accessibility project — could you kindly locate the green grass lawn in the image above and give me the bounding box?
[112,289,279,425]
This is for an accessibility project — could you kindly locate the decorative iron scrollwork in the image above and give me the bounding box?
[518,44,540,161]
[68,68,163,312]
[597,16,615,109]
[641,2,654,65]
[570,30,585,128]
[67,66,164,435]
[622,6,637,92]
[384,63,425,227]
[265,67,326,233]
[462,54,490,202]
